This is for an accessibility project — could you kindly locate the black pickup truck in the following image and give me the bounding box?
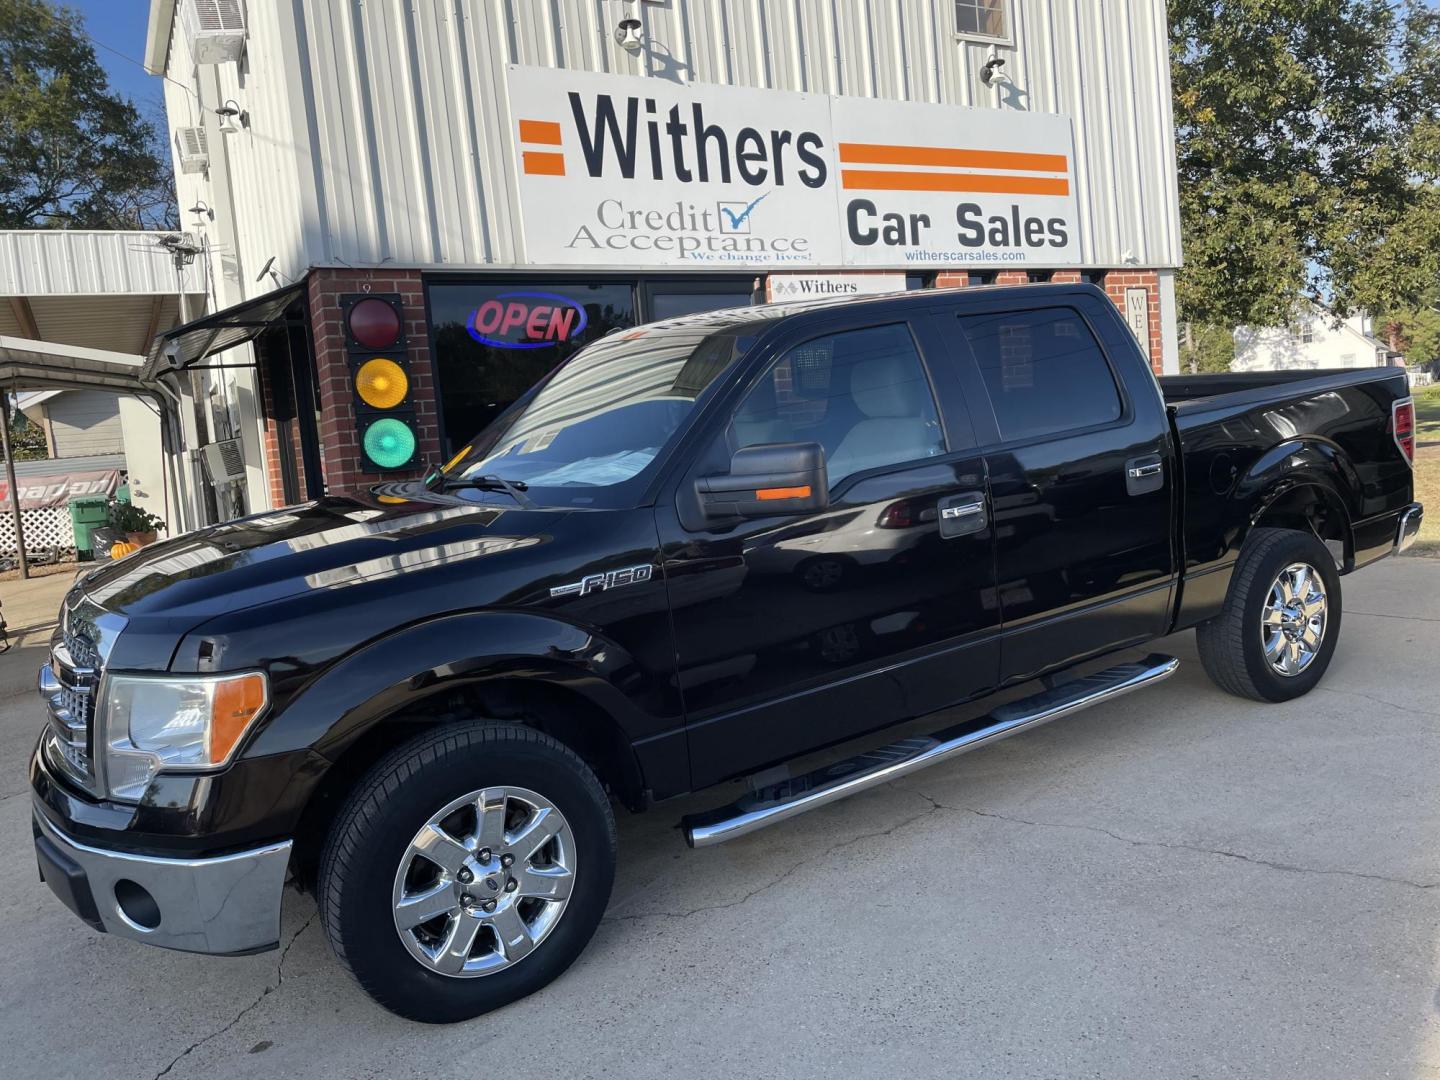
[31,285,1421,1022]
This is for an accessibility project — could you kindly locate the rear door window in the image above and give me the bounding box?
[959,307,1123,441]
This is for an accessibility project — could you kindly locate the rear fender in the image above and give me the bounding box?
[1237,439,1359,561]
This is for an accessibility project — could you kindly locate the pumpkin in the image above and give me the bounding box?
[110,541,139,559]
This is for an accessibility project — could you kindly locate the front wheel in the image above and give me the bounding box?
[1196,527,1342,702]
[318,722,616,1023]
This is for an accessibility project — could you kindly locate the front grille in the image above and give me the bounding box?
[39,598,113,796]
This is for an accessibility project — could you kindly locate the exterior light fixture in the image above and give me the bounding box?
[614,1,643,54]
[215,100,249,134]
[980,56,1006,86]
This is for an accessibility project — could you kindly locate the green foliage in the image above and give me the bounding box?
[6,411,47,460]
[0,0,176,228]
[106,496,163,534]
[1180,323,1237,374]
[1376,299,1440,369]
[1170,0,1440,328]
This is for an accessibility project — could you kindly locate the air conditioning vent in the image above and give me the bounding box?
[181,0,247,66]
[174,126,209,174]
[202,438,248,484]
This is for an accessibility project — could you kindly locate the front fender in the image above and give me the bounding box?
[244,610,658,762]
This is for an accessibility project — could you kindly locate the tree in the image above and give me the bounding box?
[1170,0,1440,330]
[0,0,176,229]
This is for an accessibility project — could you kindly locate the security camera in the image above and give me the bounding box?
[615,17,643,54]
[980,56,1006,86]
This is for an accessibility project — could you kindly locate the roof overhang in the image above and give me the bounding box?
[145,1,175,75]
[143,281,306,379]
[0,336,156,395]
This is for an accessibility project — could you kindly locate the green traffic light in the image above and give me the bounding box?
[364,418,417,469]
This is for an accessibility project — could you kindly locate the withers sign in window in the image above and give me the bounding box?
[507,65,1079,269]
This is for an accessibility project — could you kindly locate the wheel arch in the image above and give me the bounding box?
[1233,438,1360,570]
[253,611,657,889]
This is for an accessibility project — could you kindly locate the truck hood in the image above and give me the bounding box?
[76,487,566,621]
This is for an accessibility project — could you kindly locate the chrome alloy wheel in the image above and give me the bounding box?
[392,786,576,978]
[1261,562,1328,677]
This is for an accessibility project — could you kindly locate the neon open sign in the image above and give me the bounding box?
[465,291,589,349]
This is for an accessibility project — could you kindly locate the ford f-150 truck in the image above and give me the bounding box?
[30,285,1422,1023]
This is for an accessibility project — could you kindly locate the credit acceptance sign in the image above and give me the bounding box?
[507,65,1079,270]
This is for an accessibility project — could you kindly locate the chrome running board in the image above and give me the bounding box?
[682,653,1179,848]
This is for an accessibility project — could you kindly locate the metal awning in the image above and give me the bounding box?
[143,281,305,378]
[0,335,155,393]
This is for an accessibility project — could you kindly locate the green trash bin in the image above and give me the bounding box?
[69,495,110,561]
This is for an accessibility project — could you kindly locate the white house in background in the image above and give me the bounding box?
[17,389,125,458]
[1233,301,1401,371]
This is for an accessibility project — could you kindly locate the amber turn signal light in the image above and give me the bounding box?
[755,485,812,501]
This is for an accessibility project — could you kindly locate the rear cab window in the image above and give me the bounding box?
[958,306,1123,441]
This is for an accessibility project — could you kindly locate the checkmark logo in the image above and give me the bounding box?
[717,191,770,234]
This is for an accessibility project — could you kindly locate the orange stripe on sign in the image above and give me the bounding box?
[839,143,1068,173]
[523,151,566,176]
[841,169,1069,196]
[518,119,563,145]
[756,485,812,501]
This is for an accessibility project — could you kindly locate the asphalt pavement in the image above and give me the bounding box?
[2,557,1439,1079]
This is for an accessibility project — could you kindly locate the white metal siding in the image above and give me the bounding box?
[0,231,204,296]
[42,391,127,458]
[161,0,1180,288]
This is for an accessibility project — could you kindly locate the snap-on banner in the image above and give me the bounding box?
[507,65,1079,270]
[0,468,120,510]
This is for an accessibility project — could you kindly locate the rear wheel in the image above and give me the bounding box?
[1196,527,1342,702]
[318,722,616,1023]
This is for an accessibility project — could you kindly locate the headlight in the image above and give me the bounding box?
[100,672,269,802]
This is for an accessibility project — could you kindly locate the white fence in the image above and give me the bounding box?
[0,506,75,557]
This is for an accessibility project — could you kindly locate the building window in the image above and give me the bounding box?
[955,0,1008,41]
[1082,271,1107,286]
[968,271,998,286]
[1299,328,1314,344]
[1026,270,1053,284]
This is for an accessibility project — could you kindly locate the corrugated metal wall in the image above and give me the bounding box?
[167,0,1180,289]
[0,231,204,296]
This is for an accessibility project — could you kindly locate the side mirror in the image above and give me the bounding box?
[695,442,829,520]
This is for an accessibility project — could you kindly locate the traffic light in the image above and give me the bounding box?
[342,293,418,471]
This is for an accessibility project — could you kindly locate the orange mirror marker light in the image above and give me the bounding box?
[755,485,812,501]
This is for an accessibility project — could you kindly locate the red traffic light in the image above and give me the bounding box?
[347,297,402,349]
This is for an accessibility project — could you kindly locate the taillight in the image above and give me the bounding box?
[1392,398,1415,466]
[877,502,915,529]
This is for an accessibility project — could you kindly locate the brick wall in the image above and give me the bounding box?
[929,268,1163,373]
[306,268,443,493]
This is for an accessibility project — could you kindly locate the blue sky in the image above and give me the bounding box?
[68,1,161,112]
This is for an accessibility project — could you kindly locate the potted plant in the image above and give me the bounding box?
[107,498,166,547]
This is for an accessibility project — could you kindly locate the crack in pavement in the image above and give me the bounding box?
[909,792,1440,892]
[604,798,945,923]
[1344,608,1440,624]
[1314,684,1440,720]
[613,785,1438,926]
[151,912,317,1080]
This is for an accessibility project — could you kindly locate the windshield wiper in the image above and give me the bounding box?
[437,474,535,508]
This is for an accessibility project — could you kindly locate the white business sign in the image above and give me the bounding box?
[767,272,908,301]
[507,66,1079,271]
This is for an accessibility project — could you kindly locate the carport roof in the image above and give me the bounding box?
[0,335,153,394]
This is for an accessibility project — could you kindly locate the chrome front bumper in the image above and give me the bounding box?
[32,806,291,956]
[1396,503,1424,555]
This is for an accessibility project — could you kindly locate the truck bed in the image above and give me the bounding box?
[1158,367,1407,413]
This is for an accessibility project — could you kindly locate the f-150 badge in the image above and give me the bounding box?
[550,564,654,598]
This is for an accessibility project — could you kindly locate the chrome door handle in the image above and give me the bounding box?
[1127,463,1163,479]
[940,501,985,520]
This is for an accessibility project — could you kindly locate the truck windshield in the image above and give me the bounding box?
[436,323,749,508]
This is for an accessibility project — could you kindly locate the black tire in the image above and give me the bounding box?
[1196,527,1342,702]
[318,721,616,1023]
